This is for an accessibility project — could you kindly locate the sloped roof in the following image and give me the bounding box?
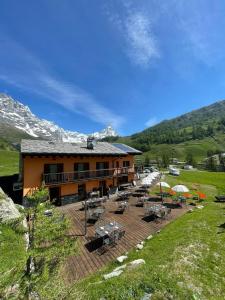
[20,139,128,156]
[112,143,142,155]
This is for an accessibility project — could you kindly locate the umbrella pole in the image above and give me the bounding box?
[160,182,163,203]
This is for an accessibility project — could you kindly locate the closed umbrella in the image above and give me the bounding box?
[172,185,189,193]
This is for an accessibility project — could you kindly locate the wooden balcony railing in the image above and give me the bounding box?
[43,167,134,186]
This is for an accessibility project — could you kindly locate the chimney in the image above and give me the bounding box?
[87,136,96,149]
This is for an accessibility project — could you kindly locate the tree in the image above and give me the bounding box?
[23,188,77,298]
[185,153,196,167]
[206,156,217,171]
[161,153,170,168]
[144,155,150,167]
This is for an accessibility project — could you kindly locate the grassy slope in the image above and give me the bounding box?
[0,150,19,176]
[141,133,225,162]
[74,170,225,300]
[0,223,27,294]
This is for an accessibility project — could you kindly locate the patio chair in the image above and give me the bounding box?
[96,244,108,255]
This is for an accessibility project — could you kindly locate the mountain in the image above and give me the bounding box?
[106,100,225,161]
[0,93,118,143]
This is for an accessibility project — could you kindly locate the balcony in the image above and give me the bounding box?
[43,167,134,186]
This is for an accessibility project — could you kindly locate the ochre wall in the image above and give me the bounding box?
[23,155,135,196]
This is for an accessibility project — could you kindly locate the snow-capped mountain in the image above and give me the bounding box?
[0,93,118,142]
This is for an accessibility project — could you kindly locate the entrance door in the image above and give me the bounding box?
[78,183,86,200]
[49,187,61,206]
[99,180,107,197]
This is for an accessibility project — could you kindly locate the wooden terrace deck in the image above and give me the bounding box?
[59,195,188,283]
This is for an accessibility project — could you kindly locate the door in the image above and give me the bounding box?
[49,187,61,206]
[99,180,107,197]
[44,163,63,184]
[74,163,89,180]
[78,183,86,200]
[96,162,109,177]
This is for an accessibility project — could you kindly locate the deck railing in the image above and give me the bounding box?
[43,167,134,186]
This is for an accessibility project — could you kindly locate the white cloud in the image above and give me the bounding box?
[0,36,124,129]
[107,4,160,68]
[145,117,158,127]
[125,12,160,67]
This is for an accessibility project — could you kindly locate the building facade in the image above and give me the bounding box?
[20,139,141,205]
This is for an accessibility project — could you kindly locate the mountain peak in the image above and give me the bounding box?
[0,94,118,142]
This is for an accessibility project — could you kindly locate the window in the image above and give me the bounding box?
[44,163,63,174]
[74,163,89,179]
[96,162,109,170]
[96,162,109,177]
[123,161,130,168]
[44,164,63,184]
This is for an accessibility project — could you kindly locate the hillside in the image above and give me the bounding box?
[104,100,225,161]
[0,122,33,150]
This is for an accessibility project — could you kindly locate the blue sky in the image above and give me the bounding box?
[1,0,225,135]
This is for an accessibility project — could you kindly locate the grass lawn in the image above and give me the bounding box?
[0,223,27,295]
[74,170,225,300]
[0,150,19,176]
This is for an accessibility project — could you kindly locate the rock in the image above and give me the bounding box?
[4,283,20,298]
[128,259,145,269]
[44,209,53,217]
[116,255,128,263]
[136,244,144,250]
[147,235,153,240]
[156,230,161,234]
[103,269,123,280]
[140,241,144,245]
[196,205,204,209]
[22,218,28,230]
[188,209,193,213]
[114,264,127,272]
[141,292,152,300]
[24,232,29,251]
[29,291,40,300]
[0,188,21,223]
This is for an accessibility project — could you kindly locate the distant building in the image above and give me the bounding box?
[20,139,141,205]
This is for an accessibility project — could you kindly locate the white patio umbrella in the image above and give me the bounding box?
[156,182,170,188]
[172,185,189,193]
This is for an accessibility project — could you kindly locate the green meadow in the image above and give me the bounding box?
[74,170,225,300]
[0,150,19,176]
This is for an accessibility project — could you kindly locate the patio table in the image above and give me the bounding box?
[85,198,103,208]
[95,221,124,245]
[116,201,128,213]
[118,191,132,201]
[88,207,105,221]
[144,204,169,218]
[136,196,149,207]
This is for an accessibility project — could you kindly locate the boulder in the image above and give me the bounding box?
[116,255,128,263]
[136,244,144,250]
[141,292,152,300]
[0,188,20,223]
[196,205,204,209]
[147,235,153,240]
[103,269,123,280]
[114,264,127,272]
[128,259,145,269]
